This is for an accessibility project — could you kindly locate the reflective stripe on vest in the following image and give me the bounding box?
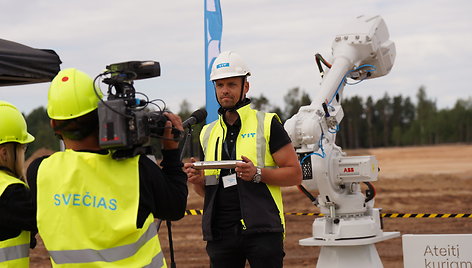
[48,222,162,265]
[0,242,29,262]
[255,110,266,166]
[201,120,217,158]
[205,175,218,186]
[143,251,165,268]
[0,171,30,266]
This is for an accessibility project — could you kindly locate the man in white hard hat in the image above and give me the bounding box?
[185,51,302,267]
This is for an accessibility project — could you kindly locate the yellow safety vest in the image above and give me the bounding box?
[0,171,30,268]
[200,105,286,234]
[36,150,166,267]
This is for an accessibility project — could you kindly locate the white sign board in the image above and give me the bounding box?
[403,234,472,268]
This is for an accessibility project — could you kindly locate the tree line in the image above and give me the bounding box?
[337,87,472,148]
[250,86,472,149]
[23,86,472,159]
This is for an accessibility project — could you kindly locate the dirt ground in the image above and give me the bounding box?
[29,144,472,267]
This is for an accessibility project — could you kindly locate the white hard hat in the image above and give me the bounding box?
[210,51,251,81]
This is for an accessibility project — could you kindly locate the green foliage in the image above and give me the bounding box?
[337,87,472,148]
[250,94,270,111]
[282,87,311,122]
[177,99,192,120]
[415,86,438,144]
[250,93,285,121]
[25,107,60,158]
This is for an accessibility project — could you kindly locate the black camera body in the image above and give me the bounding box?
[97,61,170,159]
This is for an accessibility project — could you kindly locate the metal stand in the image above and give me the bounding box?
[300,231,400,267]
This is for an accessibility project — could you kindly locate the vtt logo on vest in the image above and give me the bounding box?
[241,132,256,138]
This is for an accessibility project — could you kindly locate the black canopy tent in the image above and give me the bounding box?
[0,38,61,87]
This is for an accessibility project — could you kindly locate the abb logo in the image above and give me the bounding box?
[343,167,355,173]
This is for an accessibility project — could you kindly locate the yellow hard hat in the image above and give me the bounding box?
[47,68,103,120]
[0,101,35,145]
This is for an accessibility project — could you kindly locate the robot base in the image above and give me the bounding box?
[313,215,382,240]
[299,232,400,268]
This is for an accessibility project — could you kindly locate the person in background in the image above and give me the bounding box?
[184,51,302,268]
[27,68,188,267]
[0,100,35,267]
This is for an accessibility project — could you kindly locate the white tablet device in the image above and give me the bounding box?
[192,160,243,169]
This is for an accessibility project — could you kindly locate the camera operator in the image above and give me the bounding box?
[27,68,188,267]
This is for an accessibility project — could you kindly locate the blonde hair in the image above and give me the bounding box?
[0,143,27,181]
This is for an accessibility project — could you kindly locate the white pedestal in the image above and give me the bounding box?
[300,231,400,268]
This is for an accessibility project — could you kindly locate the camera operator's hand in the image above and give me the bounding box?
[162,112,183,150]
[184,157,205,197]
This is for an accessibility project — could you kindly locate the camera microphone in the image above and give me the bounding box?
[182,109,207,128]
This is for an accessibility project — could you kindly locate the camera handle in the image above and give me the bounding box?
[179,126,194,160]
[166,220,177,268]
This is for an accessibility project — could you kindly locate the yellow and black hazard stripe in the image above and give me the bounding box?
[284,212,323,216]
[185,210,472,218]
[381,213,472,218]
[185,209,203,215]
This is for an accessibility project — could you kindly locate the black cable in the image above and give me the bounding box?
[315,53,332,78]
[297,185,317,205]
[364,182,376,203]
[315,53,332,68]
[93,73,133,119]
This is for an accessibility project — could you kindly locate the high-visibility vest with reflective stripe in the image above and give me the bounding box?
[0,171,30,267]
[200,104,286,233]
[37,150,166,267]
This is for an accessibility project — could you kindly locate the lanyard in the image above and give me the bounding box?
[221,134,237,177]
[223,139,236,160]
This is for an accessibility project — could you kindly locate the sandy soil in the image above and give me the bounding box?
[28,144,472,267]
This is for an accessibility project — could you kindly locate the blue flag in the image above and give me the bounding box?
[204,0,222,122]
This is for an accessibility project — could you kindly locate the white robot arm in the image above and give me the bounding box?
[285,15,395,241]
[286,15,395,150]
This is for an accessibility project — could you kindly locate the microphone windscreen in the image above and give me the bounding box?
[191,109,207,124]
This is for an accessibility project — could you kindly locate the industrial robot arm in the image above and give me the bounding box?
[284,15,396,241]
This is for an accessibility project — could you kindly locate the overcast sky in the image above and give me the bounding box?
[1,0,471,116]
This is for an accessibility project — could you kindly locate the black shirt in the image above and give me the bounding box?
[0,177,36,243]
[213,116,291,235]
[27,149,188,231]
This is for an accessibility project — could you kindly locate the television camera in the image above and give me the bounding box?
[284,15,400,267]
[94,61,180,159]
